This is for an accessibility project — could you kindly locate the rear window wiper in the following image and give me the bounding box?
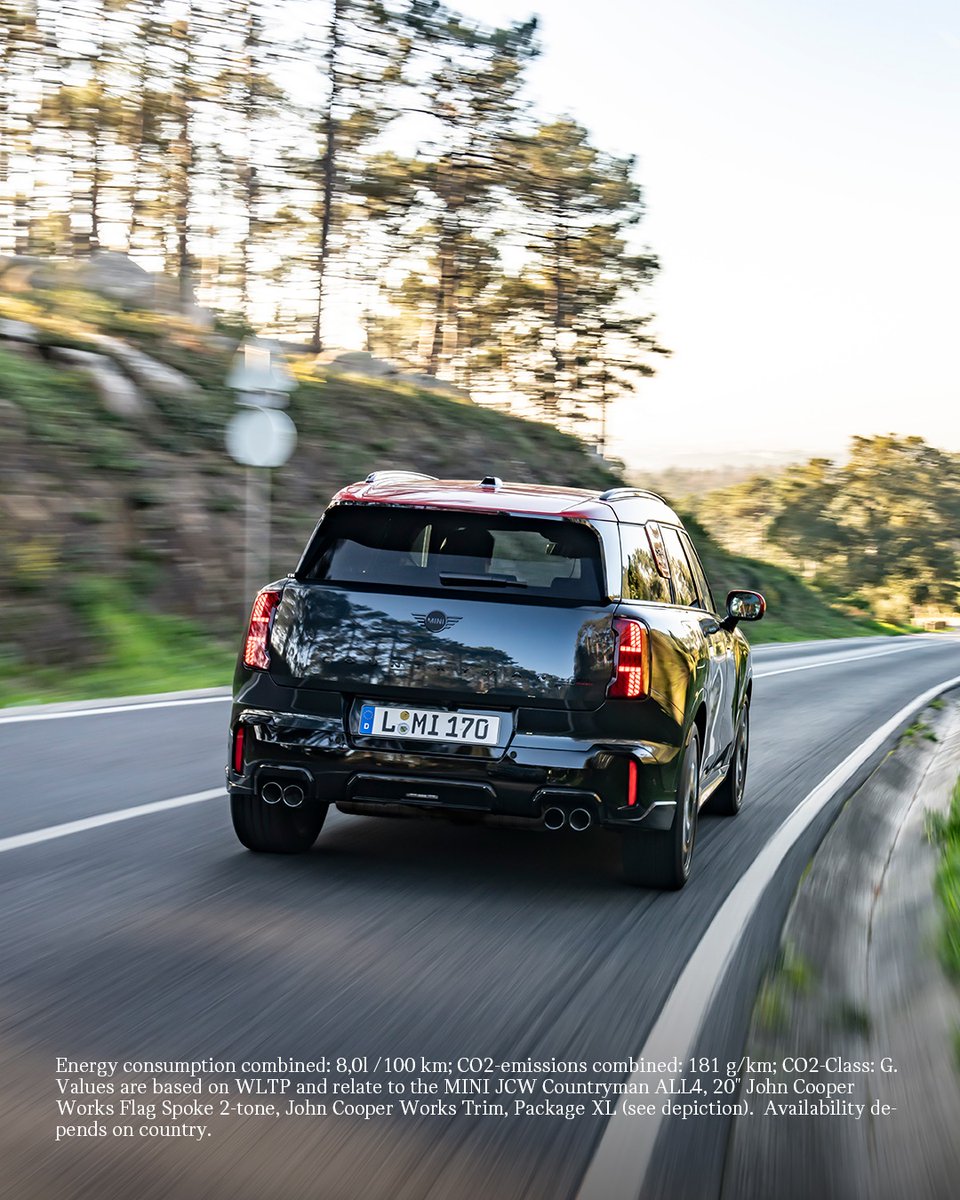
[438,572,527,588]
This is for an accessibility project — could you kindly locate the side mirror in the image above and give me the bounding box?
[721,589,766,630]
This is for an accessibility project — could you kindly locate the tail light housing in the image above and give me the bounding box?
[609,617,649,700]
[243,588,282,670]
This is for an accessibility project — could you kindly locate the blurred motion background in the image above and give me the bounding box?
[0,0,958,706]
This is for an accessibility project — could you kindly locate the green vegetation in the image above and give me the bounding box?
[835,1000,871,1036]
[901,720,938,745]
[756,943,816,1032]
[0,581,235,707]
[927,773,960,981]
[696,435,960,627]
[680,512,911,643]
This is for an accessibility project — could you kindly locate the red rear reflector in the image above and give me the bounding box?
[233,725,246,774]
[627,758,638,806]
[609,618,648,700]
[243,589,282,670]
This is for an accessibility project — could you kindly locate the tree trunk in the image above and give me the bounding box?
[128,3,159,253]
[427,175,459,376]
[238,5,258,317]
[312,0,345,353]
[172,9,195,305]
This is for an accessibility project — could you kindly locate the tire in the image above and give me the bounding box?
[231,793,328,853]
[621,726,701,889]
[704,700,749,817]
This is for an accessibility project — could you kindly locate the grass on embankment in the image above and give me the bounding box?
[0,579,236,707]
[927,774,960,984]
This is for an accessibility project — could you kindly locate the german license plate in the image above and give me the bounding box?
[358,704,500,746]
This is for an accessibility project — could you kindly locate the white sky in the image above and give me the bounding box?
[457,0,960,468]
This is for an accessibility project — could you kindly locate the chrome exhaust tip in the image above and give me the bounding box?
[568,808,593,832]
[282,784,304,808]
[543,806,566,831]
[261,781,283,805]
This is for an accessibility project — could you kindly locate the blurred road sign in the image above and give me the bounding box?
[226,338,296,406]
[226,408,297,468]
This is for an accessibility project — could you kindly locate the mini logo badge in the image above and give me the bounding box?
[412,611,462,633]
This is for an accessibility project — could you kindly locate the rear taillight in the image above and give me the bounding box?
[609,618,649,700]
[233,724,246,773]
[243,588,282,670]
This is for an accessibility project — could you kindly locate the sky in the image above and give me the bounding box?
[457,0,960,468]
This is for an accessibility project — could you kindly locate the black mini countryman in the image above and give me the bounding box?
[226,473,765,888]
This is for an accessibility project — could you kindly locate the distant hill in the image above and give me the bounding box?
[633,463,786,501]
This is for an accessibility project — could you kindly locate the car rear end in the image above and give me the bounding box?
[226,478,684,842]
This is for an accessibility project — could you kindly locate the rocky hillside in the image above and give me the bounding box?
[0,281,623,702]
[0,275,898,704]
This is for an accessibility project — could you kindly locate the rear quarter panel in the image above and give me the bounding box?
[616,600,710,751]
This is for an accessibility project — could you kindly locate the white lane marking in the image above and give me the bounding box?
[0,789,225,854]
[575,670,960,1200]
[0,695,231,726]
[755,643,939,678]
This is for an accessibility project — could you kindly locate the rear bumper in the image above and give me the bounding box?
[226,702,680,831]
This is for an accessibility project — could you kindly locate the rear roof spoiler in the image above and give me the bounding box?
[364,471,438,484]
[599,487,668,504]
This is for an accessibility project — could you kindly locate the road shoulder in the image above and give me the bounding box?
[722,691,960,1200]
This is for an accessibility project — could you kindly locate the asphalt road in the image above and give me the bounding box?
[3,634,960,1200]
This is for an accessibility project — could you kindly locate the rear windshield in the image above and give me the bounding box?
[298,506,604,602]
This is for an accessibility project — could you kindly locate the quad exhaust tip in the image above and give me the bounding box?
[543,806,594,831]
[261,781,305,807]
[262,781,283,805]
[282,784,304,808]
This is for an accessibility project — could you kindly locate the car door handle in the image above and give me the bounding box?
[699,616,721,636]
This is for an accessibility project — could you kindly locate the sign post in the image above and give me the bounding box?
[224,339,298,610]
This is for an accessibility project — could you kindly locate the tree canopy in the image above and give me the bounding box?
[696,435,960,622]
[0,0,667,445]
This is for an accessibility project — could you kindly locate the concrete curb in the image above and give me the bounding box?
[722,691,960,1200]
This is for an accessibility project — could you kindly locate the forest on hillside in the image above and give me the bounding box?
[695,435,960,624]
[0,0,668,446]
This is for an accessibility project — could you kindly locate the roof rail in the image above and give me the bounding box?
[598,487,669,504]
[364,470,438,485]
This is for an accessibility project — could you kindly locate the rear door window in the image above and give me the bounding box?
[299,507,605,602]
[661,526,699,608]
[679,531,717,614]
[620,524,671,603]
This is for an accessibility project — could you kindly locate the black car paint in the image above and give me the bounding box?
[227,482,757,858]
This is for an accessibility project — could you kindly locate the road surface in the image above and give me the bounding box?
[3,634,960,1200]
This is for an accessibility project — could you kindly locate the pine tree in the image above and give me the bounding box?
[396,5,538,378]
[0,1,43,254]
[506,117,666,437]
